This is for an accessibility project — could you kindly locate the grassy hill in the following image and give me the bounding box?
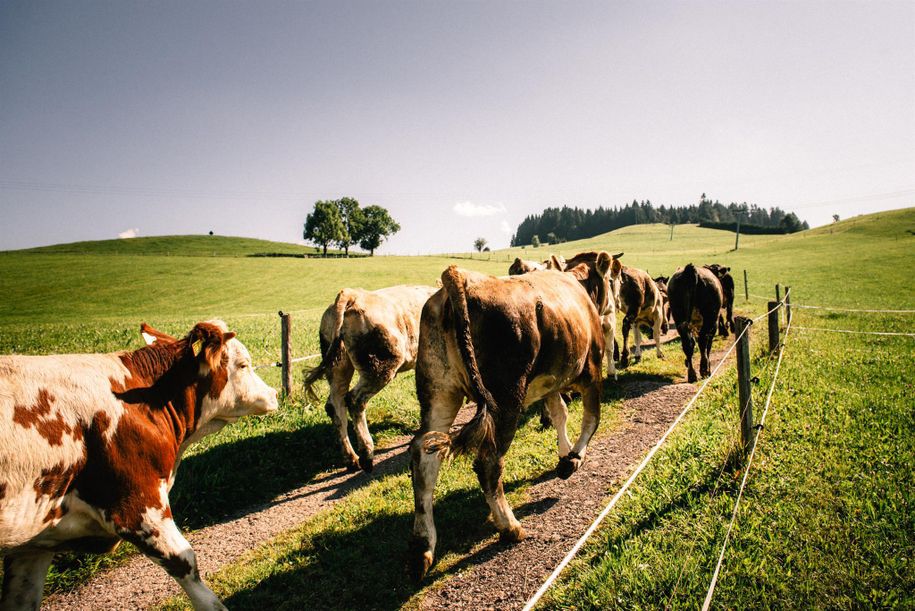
[0,208,912,607]
[10,234,323,257]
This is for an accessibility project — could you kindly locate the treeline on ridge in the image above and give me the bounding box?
[510,195,809,246]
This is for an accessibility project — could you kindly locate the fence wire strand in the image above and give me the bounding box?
[522,323,751,611]
[700,315,792,610]
[792,326,915,337]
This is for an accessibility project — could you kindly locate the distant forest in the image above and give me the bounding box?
[510,194,809,246]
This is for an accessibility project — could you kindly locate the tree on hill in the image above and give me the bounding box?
[531,234,540,248]
[474,237,487,252]
[356,205,401,255]
[335,197,363,257]
[304,200,345,256]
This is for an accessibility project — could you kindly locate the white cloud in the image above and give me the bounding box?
[118,228,139,239]
[453,201,507,217]
[500,220,513,234]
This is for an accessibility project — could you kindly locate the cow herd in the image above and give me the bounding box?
[0,252,736,610]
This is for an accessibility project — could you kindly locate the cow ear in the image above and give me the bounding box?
[567,263,589,281]
[140,322,176,345]
[612,252,624,260]
[187,323,231,371]
[595,251,612,276]
[548,254,564,270]
[723,267,730,273]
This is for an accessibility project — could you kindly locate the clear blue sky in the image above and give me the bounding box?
[2,1,913,253]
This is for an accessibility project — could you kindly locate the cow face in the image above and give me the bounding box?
[142,321,278,421]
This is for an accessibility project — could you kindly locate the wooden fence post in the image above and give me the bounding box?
[785,286,792,325]
[775,284,781,304]
[735,316,754,452]
[279,311,292,397]
[743,269,749,301]
[767,301,780,353]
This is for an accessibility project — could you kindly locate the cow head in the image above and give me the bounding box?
[141,321,278,421]
[508,257,545,276]
[565,251,612,315]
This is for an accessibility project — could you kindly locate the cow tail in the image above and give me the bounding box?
[437,266,498,458]
[681,263,699,328]
[303,290,354,404]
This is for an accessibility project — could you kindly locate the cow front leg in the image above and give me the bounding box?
[346,365,397,473]
[558,383,601,479]
[632,322,643,362]
[326,357,360,471]
[409,388,463,582]
[619,316,632,368]
[653,313,665,359]
[119,503,225,611]
[1,550,55,611]
[602,314,618,379]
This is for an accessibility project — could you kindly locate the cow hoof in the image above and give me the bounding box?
[499,524,527,543]
[359,455,374,473]
[345,460,361,473]
[556,452,581,480]
[539,413,552,430]
[687,370,697,383]
[407,537,434,582]
[619,356,629,369]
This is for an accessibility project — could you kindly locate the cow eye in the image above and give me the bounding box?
[238,362,249,369]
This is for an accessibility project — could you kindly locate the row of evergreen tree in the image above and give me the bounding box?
[510,195,809,246]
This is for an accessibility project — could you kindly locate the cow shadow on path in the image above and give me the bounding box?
[170,416,415,531]
[221,474,554,611]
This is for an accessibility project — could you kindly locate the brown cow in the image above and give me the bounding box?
[617,266,669,366]
[0,321,278,610]
[303,285,438,472]
[408,254,611,581]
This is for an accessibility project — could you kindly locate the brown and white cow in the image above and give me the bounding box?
[0,321,277,611]
[616,265,669,367]
[408,254,611,581]
[667,264,723,382]
[303,285,438,472]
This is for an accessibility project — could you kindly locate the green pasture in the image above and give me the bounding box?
[0,208,913,607]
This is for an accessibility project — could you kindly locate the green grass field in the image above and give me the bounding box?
[1,208,913,607]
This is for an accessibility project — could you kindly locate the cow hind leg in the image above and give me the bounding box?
[326,357,360,471]
[474,450,525,543]
[346,363,398,473]
[1,550,55,611]
[654,314,665,359]
[619,317,632,368]
[120,504,226,611]
[409,387,464,582]
[698,320,717,378]
[678,323,697,383]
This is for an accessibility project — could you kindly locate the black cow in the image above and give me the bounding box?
[667,264,723,382]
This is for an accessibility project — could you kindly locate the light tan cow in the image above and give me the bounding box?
[304,285,437,472]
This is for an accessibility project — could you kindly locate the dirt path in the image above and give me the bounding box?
[44,333,718,611]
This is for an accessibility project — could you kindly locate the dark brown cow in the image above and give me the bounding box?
[704,264,736,336]
[303,285,437,472]
[617,266,668,367]
[667,264,723,382]
[0,322,277,610]
[408,254,612,581]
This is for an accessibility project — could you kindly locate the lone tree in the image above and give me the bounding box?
[474,237,487,252]
[304,200,345,256]
[833,214,840,223]
[531,234,540,248]
[356,205,400,256]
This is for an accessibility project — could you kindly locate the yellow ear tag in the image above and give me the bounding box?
[191,339,204,357]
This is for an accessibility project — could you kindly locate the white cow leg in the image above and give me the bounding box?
[326,359,359,471]
[121,508,225,611]
[654,314,665,359]
[558,383,602,481]
[633,324,643,361]
[409,390,462,582]
[0,550,55,611]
